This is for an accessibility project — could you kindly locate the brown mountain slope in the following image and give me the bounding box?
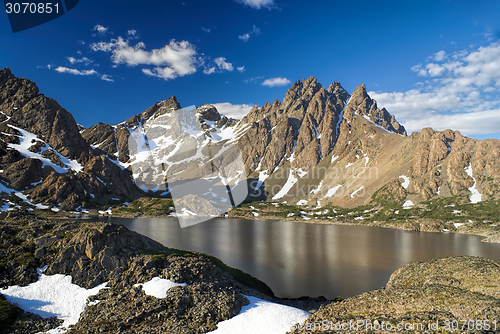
[2,68,499,212]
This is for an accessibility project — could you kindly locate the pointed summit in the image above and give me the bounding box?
[344,83,406,136]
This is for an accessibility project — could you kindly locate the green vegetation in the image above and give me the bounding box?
[0,294,17,331]
[204,254,275,296]
[113,197,175,215]
[233,196,500,228]
[145,245,274,296]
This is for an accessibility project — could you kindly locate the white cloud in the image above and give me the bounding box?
[214,57,234,71]
[67,56,92,65]
[433,50,447,61]
[93,24,109,35]
[235,0,274,9]
[55,67,97,76]
[370,41,500,136]
[262,77,291,87]
[201,26,211,33]
[239,25,260,42]
[91,37,198,80]
[53,66,113,82]
[239,33,250,42]
[237,66,245,72]
[127,29,137,37]
[212,102,254,119]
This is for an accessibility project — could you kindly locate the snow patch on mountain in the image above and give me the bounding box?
[464,163,482,203]
[324,185,342,198]
[272,169,298,200]
[4,125,83,173]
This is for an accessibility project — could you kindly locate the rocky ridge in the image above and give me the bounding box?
[2,67,500,213]
[0,68,143,210]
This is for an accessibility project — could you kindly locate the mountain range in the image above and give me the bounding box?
[1,67,499,212]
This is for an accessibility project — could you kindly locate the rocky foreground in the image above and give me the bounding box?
[288,256,500,333]
[0,212,321,333]
[1,212,500,334]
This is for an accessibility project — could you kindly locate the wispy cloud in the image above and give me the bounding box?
[93,24,109,35]
[127,29,138,39]
[238,25,260,42]
[212,102,254,119]
[55,66,96,76]
[370,41,500,136]
[201,26,211,33]
[203,67,216,74]
[235,0,274,9]
[53,66,114,82]
[237,66,245,72]
[262,77,291,87]
[244,76,264,83]
[67,56,92,65]
[203,57,238,75]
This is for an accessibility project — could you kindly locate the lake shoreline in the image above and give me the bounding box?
[87,209,500,244]
[232,214,500,243]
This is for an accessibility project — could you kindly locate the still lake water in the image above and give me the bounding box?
[101,217,500,299]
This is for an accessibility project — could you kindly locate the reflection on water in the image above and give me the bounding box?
[101,217,500,299]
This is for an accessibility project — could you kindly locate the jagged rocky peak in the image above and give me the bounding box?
[344,83,407,136]
[326,81,350,106]
[197,103,221,122]
[142,96,181,121]
[0,67,90,160]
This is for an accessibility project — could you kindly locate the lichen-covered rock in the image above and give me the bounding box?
[288,256,500,333]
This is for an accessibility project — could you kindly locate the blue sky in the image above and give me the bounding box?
[2,0,500,139]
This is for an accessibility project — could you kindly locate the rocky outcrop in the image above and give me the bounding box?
[0,213,280,334]
[288,256,500,333]
[0,68,90,160]
[0,68,143,209]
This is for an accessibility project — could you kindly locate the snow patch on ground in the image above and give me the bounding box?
[134,277,186,299]
[331,155,339,164]
[464,163,482,203]
[0,267,107,332]
[0,182,14,195]
[296,199,308,205]
[402,200,414,209]
[208,295,310,334]
[399,175,410,189]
